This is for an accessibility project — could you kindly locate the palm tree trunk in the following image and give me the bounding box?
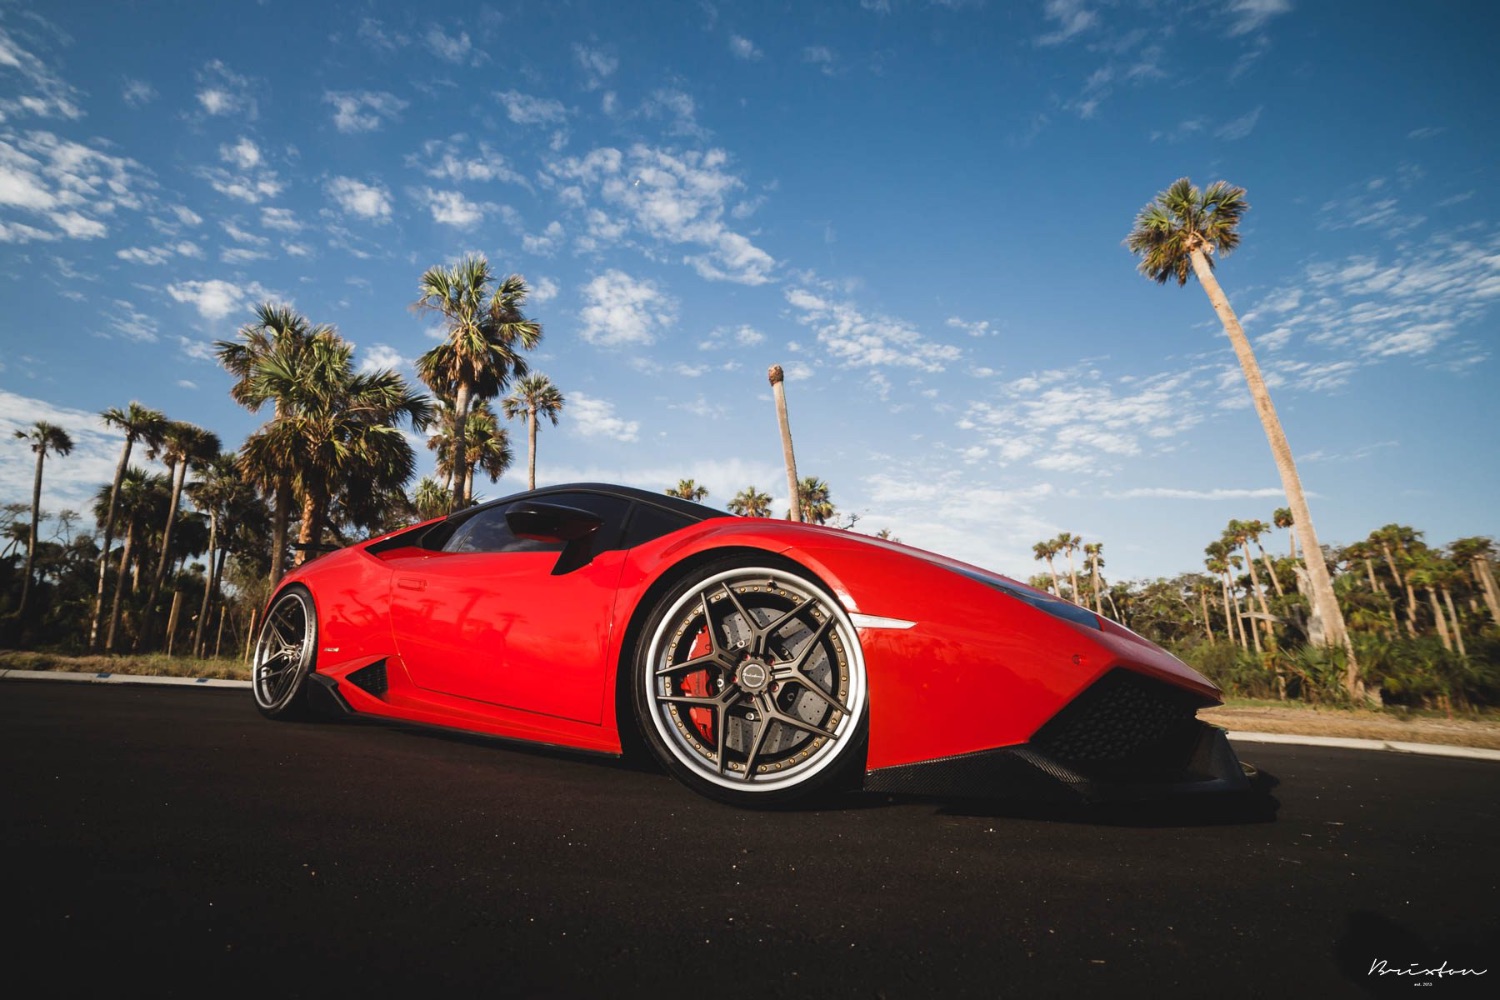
[193,511,218,657]
[105,523,135,651]
[1090,559,1102,614]
[269,478,292,587]
[768,365,802,522]
[1427,589,1453,652]
[89,436,133,648]
[16,449,45,621]
[137,460,186,650]
[1441,587,1466,657]
[1199,586,1214,644]
[1472,557,1500,624]
[450,382,472,512]
[1188,248,1361,696]
[526,407,538,490]
[1242,543,1275,647]
[1258,545,1285,598]
[464,464,475,507]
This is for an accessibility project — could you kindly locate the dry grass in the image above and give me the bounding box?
[0,649,250,681]
[1203,699,1500,750]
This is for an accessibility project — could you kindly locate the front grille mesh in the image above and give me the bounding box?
[1031,669,1203,765]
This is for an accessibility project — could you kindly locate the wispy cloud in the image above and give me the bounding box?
[324,90,408,133]
[568,391,640,443]
[729,35,761,60]
[578,269,676,346]
[497,90,567,126]
[0,25,83,121]
[166,278,272,321]
[785,284,963,372]
[325,176,392,221]
[1036,0,1098,46]
[195,60,256,119]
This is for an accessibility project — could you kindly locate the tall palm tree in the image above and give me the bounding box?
[409,477,451,522]
[414,255,541,511]
[186,452,253,657]
[1032,539,1062,597]
[1127,178,1359,697]
[88,403,167,649]
[1083,541,1106,615]
[1055,532,1082,604]
[137,420,220,648]
[216,303,327,587]
[99,468,172,651]
[768,365,802,523]
[243,332,430,564]
[797,476,834,525]
[666,479,709,501]
[728,486,773,518]
[461,403,513,506]
[1449,537,1500,624]
[11,421,73,622]
[501,373,564,490]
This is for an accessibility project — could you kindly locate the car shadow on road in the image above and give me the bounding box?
[927,768,1282,827]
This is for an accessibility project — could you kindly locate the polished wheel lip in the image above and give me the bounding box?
[644,566,867,794]
[252,590,313,711]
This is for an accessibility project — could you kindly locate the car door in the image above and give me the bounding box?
[384,492,631,724]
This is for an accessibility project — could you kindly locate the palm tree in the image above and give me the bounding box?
[11,421,73,622]
[1450,537,1500,624]
[409,477,451,522]
[137,420,220,648]
[414,255,541,511]
[1055,532,1082,604]
[186,452,253,657]
[728,486,773,518]
[429,400,513,507]
[666,479,709,501]
[1127,178,1359,697]
[501,373,564,490]
[100,468,172,651]
[88,403,167,649]
[1274,506,1297,561]
[243,332,430,564]
[1032,539,1062,597]
[797,476,834,525]
[1083,541,1105,615]
[216,303,327,586]
[768,365,802,523]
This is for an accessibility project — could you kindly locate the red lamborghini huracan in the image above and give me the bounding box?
[252,483,1249,806]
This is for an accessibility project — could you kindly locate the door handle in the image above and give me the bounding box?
[396,577,427,591]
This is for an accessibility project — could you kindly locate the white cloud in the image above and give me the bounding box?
[529,276,559,304]
[946,316,993,338]
[122,78,157,108]
[324,90,408,133]
[0,390,132,514]
[408,136,526,187]
[547,144,776,284]
[1227,0,1293,36]
[426,27,476,64]
[0,27,83,120]
[568,391,639,442]
[326,176,392,220]
[574,45,618,89]
[166,278,270,321]
[1036,0,1097,46]
[802,46,838,75]
[578,269,676,346]
[260,206,300,232]
[418,187,486,228]
[785,286,963,372]
[497,90,568,126]
[1103,486,1288,501]
[0,130,145,242]
[220,137,261,170]
[1215,106,1263,141]
[523,220,564,255]
[730,35,761,60]
[358,343,407,374]
[195,60,255,119]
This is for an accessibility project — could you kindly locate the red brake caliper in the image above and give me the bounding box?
[681,627,717,744]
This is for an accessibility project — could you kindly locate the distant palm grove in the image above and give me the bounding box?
[4,209,1500,713]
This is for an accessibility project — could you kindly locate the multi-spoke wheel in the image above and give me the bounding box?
[634,558,868,806]
[252,586,318,720]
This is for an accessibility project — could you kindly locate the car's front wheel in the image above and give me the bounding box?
[251,586,318,720]
[633,558,868,807]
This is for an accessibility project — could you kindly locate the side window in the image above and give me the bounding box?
[440,492,632,554]
[621,503,695,548]
[443,508,559,554]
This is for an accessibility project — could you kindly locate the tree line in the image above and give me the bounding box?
[2,254,562,655]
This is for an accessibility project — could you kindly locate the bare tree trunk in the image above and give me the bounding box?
[449,382,472,513]
[1199,587,1214,644]
[527,408,538,490]
[105,523,136,652]
[1471,557,1500,624]
[1427,589,1453,652]
[89,437,133,648]
[1258,544,1285,598]
[768,365,802,522]
[16,450,46,622]
[193,512,218,656]
[1441,587,1466,658]
[1189,249,1361,697]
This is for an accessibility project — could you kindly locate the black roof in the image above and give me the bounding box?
[475,482,731,522]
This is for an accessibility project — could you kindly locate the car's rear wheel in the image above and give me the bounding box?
[633,558,868,807]
[252,586,318,720]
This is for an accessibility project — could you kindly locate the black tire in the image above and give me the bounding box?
[633,557,868,807]
[251,586,318,721]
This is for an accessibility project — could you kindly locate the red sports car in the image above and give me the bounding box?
[252,483,1249,806]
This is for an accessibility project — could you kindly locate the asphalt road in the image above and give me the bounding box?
[4,681,1496,999]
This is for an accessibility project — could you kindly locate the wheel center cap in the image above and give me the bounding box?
[737,661,769,693]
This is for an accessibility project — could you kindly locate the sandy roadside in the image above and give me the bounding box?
[1202,704,1500,750]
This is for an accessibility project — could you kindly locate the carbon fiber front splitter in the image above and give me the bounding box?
[863,722,1251,802]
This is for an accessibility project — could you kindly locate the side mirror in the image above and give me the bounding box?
[505,502,603,542]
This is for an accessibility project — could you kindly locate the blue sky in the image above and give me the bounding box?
[1,0,1496,584]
